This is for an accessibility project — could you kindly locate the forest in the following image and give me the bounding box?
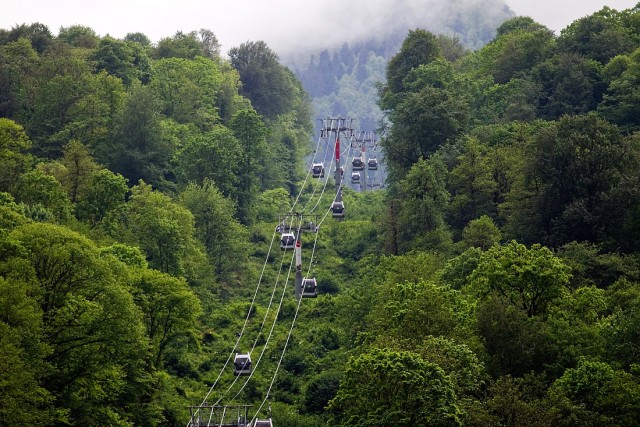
[289,0,513,133]
[3,3,640,427]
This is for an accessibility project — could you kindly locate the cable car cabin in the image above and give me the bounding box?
[351,171,361,184]
[300,220,319,233]
[311,163,324,178]
[280,233,295,250]
[352,156,364,171]
[331,201,345,218]
[367,157,378,170]
[301,277,318,298]
[233,353,252,376]
[250,420,273,427]
[275,221,292,233]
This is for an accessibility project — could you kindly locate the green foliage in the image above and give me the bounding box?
[390,156,453,254]
[371,279,474,346]
[271,401,324,427]
[550,359,640,425]
[28,45,95,157]
[0,38,40,119]
[415,336,487,396]
[436,34,469,63]
[303,369,342,414]
[150,56,225,129]
[0,117,32,193]
[0,192,28,231]
[605,279,640,369]
[179,180,249,283]
[229,108,268,224]
[599,47,640,131]
[0,276,55,424]
[476,293,555,377]
[438,247,483,290]
[14,169,72,222]
[124,32,152,47]
[255,188,291,222]
[90,37,152,85]
[478,27,555,84]
[531,53,603,120]
[0,22,53,53]
[496,16,552,37]
[172,125,241,195]
[54,71,126,154]
[461,215,502,250]
[558,7,637,64]
[385,86,469,178]
[509,114,639,249]
[106,83,173,191]
[384,29,441,97]
[75,168,128,228]
[465,374,560,425]
[448,138,497,231]
[470,241,571,317]
[54,140,100,203]
[153,30,215,60]
[130,269,202,369]
[229,41,297,120]
[557,241,634,288]
[328,347,462,426]
[546,286,608,376]
[119,181,209,282]
[58,25,99,49]
[100,242,148,269]
[4,10,640,424]
[8,222,150,424]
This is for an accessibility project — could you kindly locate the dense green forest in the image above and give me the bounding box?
[4,3,640,427]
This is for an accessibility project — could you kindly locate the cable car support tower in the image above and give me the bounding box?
[321,117,353,218]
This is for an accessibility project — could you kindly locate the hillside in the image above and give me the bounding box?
[3,3,640,426]
[286,0,514,132]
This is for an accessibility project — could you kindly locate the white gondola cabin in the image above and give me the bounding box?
[331,201,345,218]
[367,157,378,170]
[311,162,324,178]
[301,277,318,298]
[352,156,364,171]
[351,171,361,184]
[250,419,273,427]
[233,353,252,376]
[280,233,295,250]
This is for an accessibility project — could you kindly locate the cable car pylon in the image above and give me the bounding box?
[276,212,319,300]
[321,117,353,218]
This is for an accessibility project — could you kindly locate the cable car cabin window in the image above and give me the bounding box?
[233,353,252,375]
[352,156,364,171]
[302,277,318,298]
[312,163,324,178]
[367,157,378,170]
[280,233,295,250]
[331,201,345,218]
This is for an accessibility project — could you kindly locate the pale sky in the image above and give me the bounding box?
[1,1,638,55]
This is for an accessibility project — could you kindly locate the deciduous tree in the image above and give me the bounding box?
[328,348,462,426]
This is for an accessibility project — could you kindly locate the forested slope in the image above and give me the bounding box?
[288,0,513,132]
[0,25,316,425]
[3,4,640,427]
